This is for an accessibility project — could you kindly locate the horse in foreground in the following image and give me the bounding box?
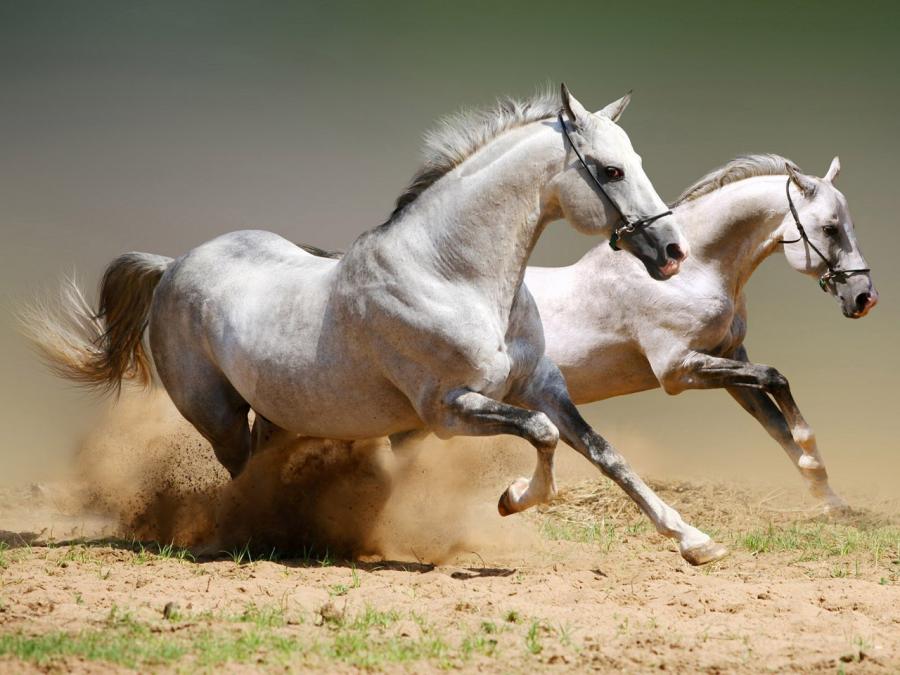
[527,155,877,511]
[23,86,731,565]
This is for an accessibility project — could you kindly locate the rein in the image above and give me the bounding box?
[780,177,869,292]
[558,112,672,250]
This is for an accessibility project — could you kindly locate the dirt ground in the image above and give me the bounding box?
[0,396,897,672]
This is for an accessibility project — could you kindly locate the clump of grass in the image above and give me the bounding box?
[0,599,555,671]
[536,481,651,549]
[228,542,253,566]
[329,566,362,597]
[739,521,900,566]
[525,620,544,655]
[56,544,94,567]
[460,631,498,659]
[291,544,335,567]
[540,518,618,548]
[316,605,451,668]
[0,612,186,669]
[236,603,286,629]
[155,542,195,562]
[191,627,303,667]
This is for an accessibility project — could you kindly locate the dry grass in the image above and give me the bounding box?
[538,478,900,577]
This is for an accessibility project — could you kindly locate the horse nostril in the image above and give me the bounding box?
[855,292,871,312]
[666,243,686,262]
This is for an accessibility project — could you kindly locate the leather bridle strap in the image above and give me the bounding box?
[558,112,672,251]
[781,177,869,292]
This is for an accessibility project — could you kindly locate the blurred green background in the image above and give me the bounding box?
[1,1,897,492]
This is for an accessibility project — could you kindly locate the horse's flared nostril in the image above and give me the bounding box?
[855,292,871,313]
[666,243,686,262]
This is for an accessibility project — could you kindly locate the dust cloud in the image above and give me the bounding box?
[74,391,541,564]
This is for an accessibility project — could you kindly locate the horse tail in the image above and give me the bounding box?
[19,252,174,395]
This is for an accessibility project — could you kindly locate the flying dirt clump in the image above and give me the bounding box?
[75,391,538,563]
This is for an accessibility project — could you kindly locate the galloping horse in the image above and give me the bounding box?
[527,155,877,511]
[24,86,730,565]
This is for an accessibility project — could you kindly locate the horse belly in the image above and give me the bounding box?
[252,370,422,439]
[220,320,422,439]
[561,343,660,404]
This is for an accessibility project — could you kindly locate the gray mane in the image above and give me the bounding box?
[672,154,800,207]
[383,89,561,225]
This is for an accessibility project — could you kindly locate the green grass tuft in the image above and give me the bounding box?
[738,521,900,565]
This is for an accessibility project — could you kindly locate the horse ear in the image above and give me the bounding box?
[787,164,818,197]
[823,156,841,183]
[560,83,590,128]
[596,91,632,123]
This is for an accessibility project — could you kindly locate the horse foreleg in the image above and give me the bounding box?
[660,349,821,472]
[439,388,559,515]
[514,359,728,566]
[723,349,846,512]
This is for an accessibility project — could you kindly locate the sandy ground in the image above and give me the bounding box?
[0,395,897,672]
[0,479,898,672]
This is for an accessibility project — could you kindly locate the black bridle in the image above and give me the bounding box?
[780,177,869,292]
[558,112,672,250]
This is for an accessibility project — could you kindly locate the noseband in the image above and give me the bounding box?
[558,113,672,251]
[780,177,869,292]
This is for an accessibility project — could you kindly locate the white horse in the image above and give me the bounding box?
[527,155,877,511]
[24,86,731,565]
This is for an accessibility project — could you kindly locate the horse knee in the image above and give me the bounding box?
[525,412,559,450]
[763,366,788,390]
[658,370,690,395]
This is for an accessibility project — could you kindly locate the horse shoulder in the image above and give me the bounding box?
[637,275,736,386]
[666,270,735,351]
[336,243,515,396]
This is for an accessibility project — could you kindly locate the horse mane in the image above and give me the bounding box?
[382,88,561,225]
[671,154,800,207]
[295,243,342,259]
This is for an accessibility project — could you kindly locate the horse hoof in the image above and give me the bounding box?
[681,540,729,566]
[823,498,851,516]
[497,477,530,517]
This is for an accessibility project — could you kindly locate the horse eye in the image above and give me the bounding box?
[604,166,625,181]
[823,224,840,237]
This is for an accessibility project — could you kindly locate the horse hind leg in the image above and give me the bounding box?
[208,406,252,479]
[726,385,847,513]
[162,364,252,479]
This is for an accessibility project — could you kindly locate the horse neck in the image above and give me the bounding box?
[391,124,559,312]
[677,175,791,295]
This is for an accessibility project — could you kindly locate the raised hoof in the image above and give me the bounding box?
[681,540,729,566]
[497,490,514,517]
